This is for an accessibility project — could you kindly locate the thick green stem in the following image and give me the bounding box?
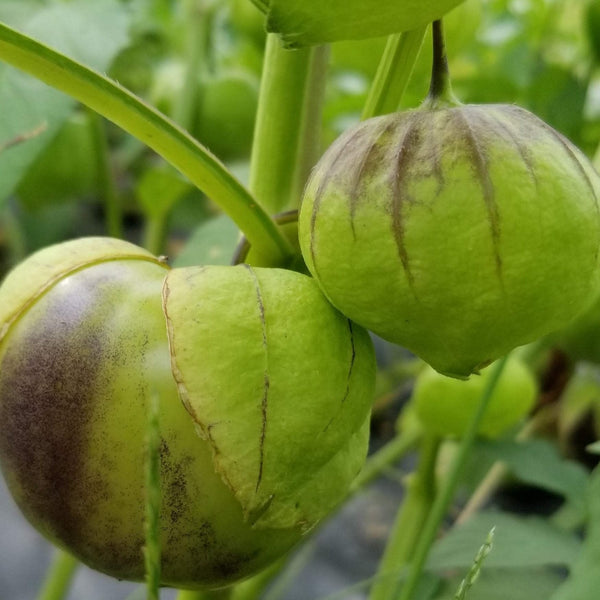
[36,550,78,600]
[87,110,123,239]
[369,434,440,600]
[362,27,427,121]
[397,355,509,600]
[249,35,328,213]
[0,21,293,266]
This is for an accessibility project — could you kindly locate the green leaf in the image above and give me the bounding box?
[433,568,564,600]
[0,0,130,207]
[474,438,589,514]
[265,0,465,47]
[172,213,241,267]
[428,511,581,570]
[550,466,600,600]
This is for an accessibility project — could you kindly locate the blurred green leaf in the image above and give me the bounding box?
[173,213,240,267]
[474,439,589,514]
[136,165,191,220]
[433,568,564,600]
[428,511,581,571]
[550,466,600,600]
[0,0,130,207]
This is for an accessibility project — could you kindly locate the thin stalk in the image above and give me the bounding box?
[176,589,232,600]
[350,427,422,494]
[369,434,440,600]
[249,35,328,213]
[230,560,288,600]
[172,0,212,130]
[144,217,166,256]
[144,393,162,600]
[87,109,123,238]
[36,550,78,600]
[397,355,509,600]
[0,21,293,266]
[362,27,427,120]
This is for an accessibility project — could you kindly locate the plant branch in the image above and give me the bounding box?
[369,434,440,600]
[0,20,293,265]
[397,355,510,600]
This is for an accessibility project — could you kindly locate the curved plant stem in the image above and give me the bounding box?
[36,550,78,600]
[249,35,328,213]
[362,27,427,121]
[369,434,440,600]
[396,355,509,600]
[0,21,293,266]
[87,109,123,239]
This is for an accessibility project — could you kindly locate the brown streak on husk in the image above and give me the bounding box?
[242,265,269,494]
[389,114,423,290]
[453,108,503,279]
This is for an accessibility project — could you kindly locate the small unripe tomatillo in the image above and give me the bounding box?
[412,357,537,439]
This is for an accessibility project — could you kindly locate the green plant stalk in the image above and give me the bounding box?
[144,216,167,257]
[176,589,232,600]
[0,21,293,266]
[87,109,123,239]
[396,355,509,600]
[361,26,427,121]
[249,35,328,213]
[369,434,440,600]
[230,558,288,600]
[36,550,78,600]
[145,393,162,600]
[350,426,422,494]
[173,0,212,130]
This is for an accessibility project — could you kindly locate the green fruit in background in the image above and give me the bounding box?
[299,104,600,378]
[229,0,266,46]
[194,71,259,161]
[413,357,537,439]
[0,238,375,589]
[17,111,99,210]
